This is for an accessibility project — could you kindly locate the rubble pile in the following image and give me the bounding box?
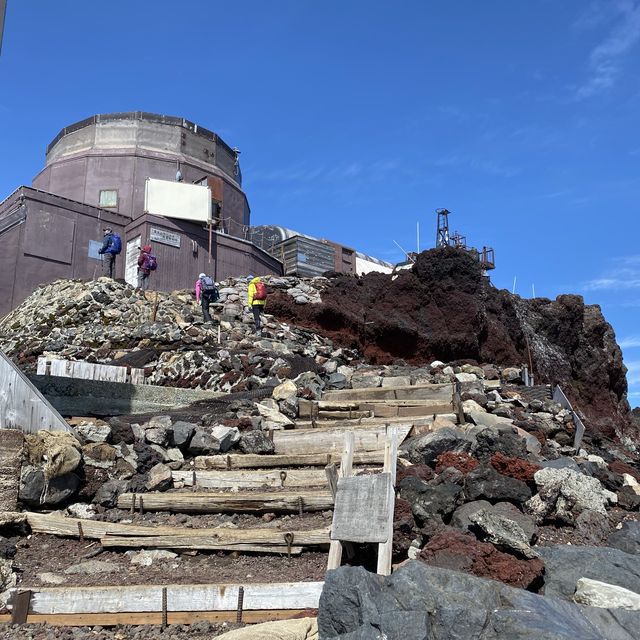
[267,247,633,442]
[390,361,639,592]
[0,275,339,393]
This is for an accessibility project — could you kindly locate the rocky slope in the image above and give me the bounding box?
[267,247,633,443]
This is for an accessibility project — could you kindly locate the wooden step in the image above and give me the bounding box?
[172,469,328,490]
[194,451,385,470]
[117,490,334,514]
[272,425,411,456]
[7,581,323,616]
[322,382,454,402]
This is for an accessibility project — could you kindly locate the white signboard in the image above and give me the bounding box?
[150,227,181,248]
[125,235,141,287]
[144,178,212,224]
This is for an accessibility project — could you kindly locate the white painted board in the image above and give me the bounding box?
[144,178,212,223]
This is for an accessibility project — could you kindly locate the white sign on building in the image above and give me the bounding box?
[150,227,181,248]
[144,178,212,224]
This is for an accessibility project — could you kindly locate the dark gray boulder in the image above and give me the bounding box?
[464,464,531,505]
[238,430,275,455]
[401,427,473,466]
[171,421,196,448]
[93,479,129,508]
[539,545,640,600]
[399,477,462,524]
[19,466,80,507]
[607,521,640,555]
[318,561,639,639]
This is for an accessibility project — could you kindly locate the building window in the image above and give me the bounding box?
[99,189,118,208]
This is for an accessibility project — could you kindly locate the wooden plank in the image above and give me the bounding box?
[100,538,305,554]
[0,429,23,511]
[117,490,334,513]
[273,425,411,456]
[377,427,399,576]
[331,474,391,544]
[293,414,453,430]
[26,513,328,546]
[36,357,144,385]
[194,451,385,470]
[11,590,31,624]
[316,410,372,420]
[10,581,324,614]
[0,609,317,626]
[327,431,355,571]
[173,469,327,490]
[322,383,454,402]
[0,349,70,433]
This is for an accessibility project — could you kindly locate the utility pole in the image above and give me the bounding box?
[0,0,7,55]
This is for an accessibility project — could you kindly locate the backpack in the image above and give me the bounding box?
[201,276,220,301]
[254,281,267,300]
[109,233,122,254]
[145,254,157,271]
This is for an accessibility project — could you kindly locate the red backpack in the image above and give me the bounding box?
[254,282,267,300]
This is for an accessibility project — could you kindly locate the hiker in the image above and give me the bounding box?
[195,272,220,323]
[137,245,157,291]
[247,275,267,333]
[97,227,121,278]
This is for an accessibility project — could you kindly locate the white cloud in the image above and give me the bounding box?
[583,255,640,291]
[620,336,640,348]
[576,0,640,98]
[626,360,640,385]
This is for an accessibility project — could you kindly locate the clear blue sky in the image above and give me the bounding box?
[1,1,639,405]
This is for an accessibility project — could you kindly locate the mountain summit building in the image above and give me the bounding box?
[0,112,282,315]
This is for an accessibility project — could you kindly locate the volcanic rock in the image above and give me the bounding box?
[525,467,616,525]
[239,430,275,455]
[607,521,640,555]
[19,466,80,507]
[401,427,473,466]
[539,545,640,600]
[464,464,531,505]
[574,578,640,611]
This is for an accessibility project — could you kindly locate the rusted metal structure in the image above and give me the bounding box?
[434,208,495,271]
[0,113,282,315]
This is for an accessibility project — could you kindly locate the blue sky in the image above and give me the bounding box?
[1,1,639,404]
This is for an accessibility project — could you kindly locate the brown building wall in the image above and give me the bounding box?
[124,214,281,293]
[0,187,128,316]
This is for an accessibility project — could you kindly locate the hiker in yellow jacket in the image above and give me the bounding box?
[247,275,267,333]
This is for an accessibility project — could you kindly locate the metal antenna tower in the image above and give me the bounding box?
[436,208,451,248]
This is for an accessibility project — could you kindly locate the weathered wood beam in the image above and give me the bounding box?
[8,581,324,615]
[272,425,411,456]
[172,469,328,490]
[322,383,454,402]
[117,490,334,513]
[194,451,384,470]
[0,610,316,626]
[100,539,304,554]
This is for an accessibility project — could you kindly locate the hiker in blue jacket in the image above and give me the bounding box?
[98,227,120,278]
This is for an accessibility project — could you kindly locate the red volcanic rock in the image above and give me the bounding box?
[267,247,632,441]
[397,465,435,484]
[609,460,640,482]
[435,452,479,475]
[490,453,541,484]
[394,497,414,522]
[419,529,544,590]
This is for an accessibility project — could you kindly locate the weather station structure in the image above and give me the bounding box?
[435,208,495,272]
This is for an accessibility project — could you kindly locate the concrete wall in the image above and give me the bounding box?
[0,187,128,315]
